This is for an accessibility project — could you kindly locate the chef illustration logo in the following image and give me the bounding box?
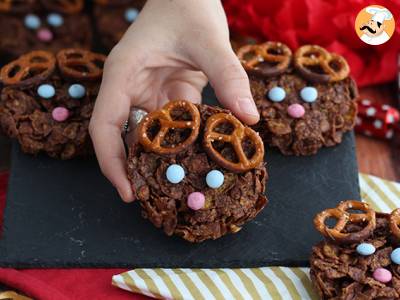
[355,5,395,45]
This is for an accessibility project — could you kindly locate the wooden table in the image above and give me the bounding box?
[1,84,399,180]
[356,83,400,181]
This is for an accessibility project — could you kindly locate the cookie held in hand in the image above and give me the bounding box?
[0,0,91,61]
[237,42,358,156]
[127,100,268,242]
[310,201,400,299]
[0,49,106,159]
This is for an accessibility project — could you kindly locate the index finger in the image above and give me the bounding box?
[89,60,134,203]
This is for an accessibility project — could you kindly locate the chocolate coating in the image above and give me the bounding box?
[127,104,268,242]
[311,213,400,299]
[0,49,104,159]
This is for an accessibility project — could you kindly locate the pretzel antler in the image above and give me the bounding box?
[138,100,201,154]
[294,45,349,83]
[0,0,36,13]
[203,113,264,172]
[41,0,83,14]
[0,0,11,11]
[237,41,292,77]
[0,50,56,87]
[314,200,376,244]
[56,49,106,80]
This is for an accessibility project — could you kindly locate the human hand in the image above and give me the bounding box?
[89,0,259,202]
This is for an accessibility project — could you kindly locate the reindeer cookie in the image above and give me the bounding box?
[0,0,91,61]
[127,100,268,242]
[0,49,106,159]
[93,0,146,51]
[311,201,400,299]
[237,42,358,156]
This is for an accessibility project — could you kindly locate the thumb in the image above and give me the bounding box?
[194,47,259,125]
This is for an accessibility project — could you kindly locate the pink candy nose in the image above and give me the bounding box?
[287,103,305,119]
[187,192,205,210]
[52,107,69,122]
[37,28,53,42]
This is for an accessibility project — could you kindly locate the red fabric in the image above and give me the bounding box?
[0,172,150,300]
[355,100,400,139]
[224,0,400,87]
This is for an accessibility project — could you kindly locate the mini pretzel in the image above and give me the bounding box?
[0,0,11,11]
[0,50,55,87]
[203,113,264,173]
[314,200,376,244]
[390,209,400,240]
[237,42,292,77]
[41,0,83,14]
[56,49,106,80]
[294,45,349,83]
[138,100,200,154]
[0,0,36,13]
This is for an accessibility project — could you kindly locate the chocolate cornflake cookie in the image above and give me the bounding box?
[310,200,400,299]
[237,42,358,156]
[94,0,146,51]
[127,100,268,242]
[0,0,91,62]
[0,48,106,159]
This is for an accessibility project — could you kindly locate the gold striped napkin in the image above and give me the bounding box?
[112,173,400,300]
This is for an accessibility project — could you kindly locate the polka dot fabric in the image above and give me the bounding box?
[355,99,400,140]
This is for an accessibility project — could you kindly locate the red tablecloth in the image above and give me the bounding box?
[0,172,150,300]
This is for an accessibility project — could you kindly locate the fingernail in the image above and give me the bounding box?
[117,187,134,203]
[238,97,259,117]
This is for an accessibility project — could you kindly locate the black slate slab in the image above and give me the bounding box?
[0,88,360,268]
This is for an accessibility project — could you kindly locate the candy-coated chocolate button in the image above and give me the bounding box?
[24,14,41,29]
[68,84,86,99]
[391,248,400,264]
[47,13,64,27]
[267,87,286,102]
[300,86,318,103]
[287,103,305,118]
[166,164,185,184]
[356,243,376,256]
[52,107,69,122]
[37,84,55,98]
[125,8,139,23]
[206,170,224,189]
[373,268,392,283]
[187,192,205,210]
[37,28,53,42]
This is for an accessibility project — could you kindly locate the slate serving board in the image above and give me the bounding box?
[0,88,360,268]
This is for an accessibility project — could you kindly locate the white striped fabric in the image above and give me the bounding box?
[113,173,400,300]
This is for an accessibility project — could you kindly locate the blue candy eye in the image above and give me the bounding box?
[124,8,139,23]
[206,170,224,189]
[391,248,400,264]
[166,164,185,184]
[68,84,86,99]
[300,86,318,103]
[47,13,64,27]
[37,84,55,99]
[24,14,41,30]
[267,87,286,102]
[356,243,376,256]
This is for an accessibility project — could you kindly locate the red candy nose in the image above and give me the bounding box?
[37,28,53,42]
